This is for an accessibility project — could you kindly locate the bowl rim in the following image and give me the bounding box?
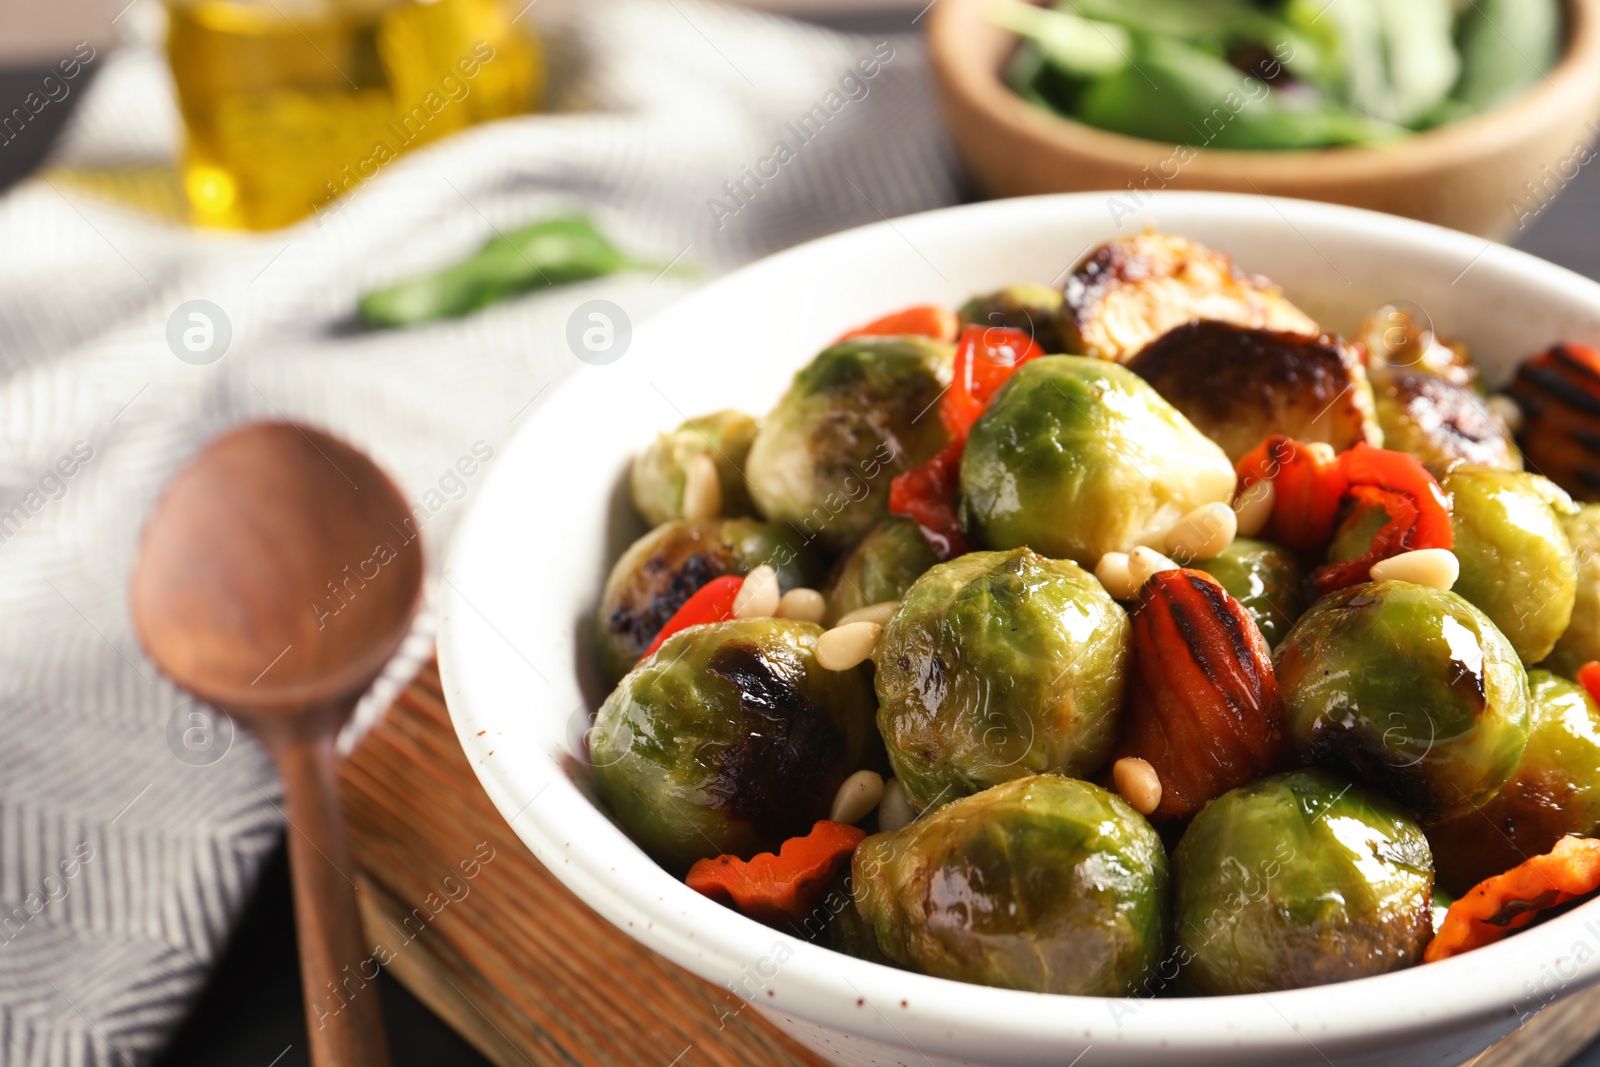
[926,0,1600,180]
[439,191,1600,1061]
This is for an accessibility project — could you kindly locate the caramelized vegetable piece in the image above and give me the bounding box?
[1505,343,1600,500]
[1373,371,1520,471]
[836,304,959,343]
[638,575,743,661]
[1362,301,1478,391]
[1194,537,1309,648]
[1114,569,1285,820]
[1313,444,1453,595]
[1233,435,1346,552]
[888,439,967,560]
[1425,836,1600,962]
[1428,671,1600,895]
[1126,322,1380,461]
[1061,232,1318,363]
[686,819,866,926]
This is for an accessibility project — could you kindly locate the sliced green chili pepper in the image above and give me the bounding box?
[358,215,628,328]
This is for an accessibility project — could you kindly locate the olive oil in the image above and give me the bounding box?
[165,0,541,229]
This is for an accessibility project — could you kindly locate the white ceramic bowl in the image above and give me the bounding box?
[438,192,1600,1067]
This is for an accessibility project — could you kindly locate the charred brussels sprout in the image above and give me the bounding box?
[873,549,1129,810]
[1275,581,1529,825]
[1427,670,1600,894]
[596,519,819,681]
[1444,465,1577,665]
[1546,505,1600,677]
[630,411,759,526]
[744,337,951,552]
[960,356,1235,566]
[821,516,938,626]
[1174,770,1433,994]
[1194,537,1309,648]
[958,283,1069,354]
[852,775,1169,995]
[1373,372,1520,472]
[591,618,877,872]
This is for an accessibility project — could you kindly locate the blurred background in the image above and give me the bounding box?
[1,0,1599,1064]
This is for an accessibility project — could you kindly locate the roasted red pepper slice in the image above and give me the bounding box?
[1425,836,1600,962]
[638,574,743,662]
[1114,569,1286,821]
[1233,435,1347,552]
[835,304,959,344]
[940,324,1046,439]
[1579,662,1600,707]
[685,819,867,926]
[1313,443,1453,594]
[889,438,968,561]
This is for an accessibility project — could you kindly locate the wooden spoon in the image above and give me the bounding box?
[131,421,424,1067]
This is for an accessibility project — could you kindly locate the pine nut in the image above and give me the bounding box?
[1233,479,1276,538]
[777,587,827,624]
[681,453,722,521]
[815,621,881,671]
[732,564,780,619]
[1095,552,1137,600]
[829,770,885,825]
[1128,546,1180,590]
[1486,394,1524,435]
[835,600,899,628]
[1369,548,1459,590]
[1113,757,1163,816]
[878,778,915,832]
[1306,442,1337,465]
[1165,502,1237,562]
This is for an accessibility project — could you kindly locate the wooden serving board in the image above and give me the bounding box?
[339,661,1600,1067]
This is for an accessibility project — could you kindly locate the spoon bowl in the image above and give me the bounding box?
[132,420,422,1067]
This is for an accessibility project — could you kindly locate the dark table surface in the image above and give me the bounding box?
[8,15,1600,1067]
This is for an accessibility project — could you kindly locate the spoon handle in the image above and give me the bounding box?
[277,732,392,1067]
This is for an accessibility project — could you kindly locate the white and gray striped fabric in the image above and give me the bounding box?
[0,1,959,1062]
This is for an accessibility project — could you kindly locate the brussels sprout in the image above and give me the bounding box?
[852,775,1169,995]
[960,356,1235,566]
[873,549,1129,810]
[1194,537,1309,648]
[1373,371,1520,472]
[745,337,952,552]
[1174,769,1433,994]
[1427,670,1600,893]
[595,519,820,682]
[821,516,938,626]
[958,283,1070,354]
[1548,505,1600,678]
[1276,580,1530,825]
[1126,322,1381,462]
[591,618,877,872]
[630,411,759,526]
[1444,465,1577,665]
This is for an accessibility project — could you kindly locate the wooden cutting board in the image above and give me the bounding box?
[338,661,1600,1067]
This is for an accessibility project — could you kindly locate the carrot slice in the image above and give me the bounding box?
[1425,836,1600,963]
[686,820,866,926]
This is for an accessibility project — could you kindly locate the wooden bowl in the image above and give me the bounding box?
[927,0,1600,239]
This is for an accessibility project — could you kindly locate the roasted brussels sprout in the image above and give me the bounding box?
[873,549,1129,810]
[1361,302,1478,391]
[1276,580,1530,825]
[821,516,938,626]
[595,519,820,681]
[744,337,952,552]
[1125,322,1381,462]
[1546,504,1600,678]
[1173,769,1434,994]
[629,410,759,526]
[1427,670,1600,894]
[852,775,1169,995]
[958,283,1069,354]
[591,618,877,872]
[960,356,1235,566]
[1194,537,1309,648]
[1061,232,1318,363]
[1372,371,1520,472]
[1444,465,1577,665]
